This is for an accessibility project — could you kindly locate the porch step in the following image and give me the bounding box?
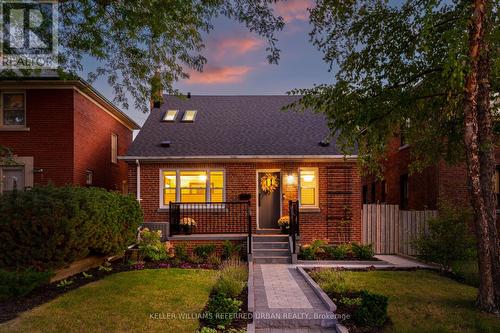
[253,241,289,249]
[256,229,282,235]
[253,235,289,242]
[254,256,291,264]
[253,248,290,257]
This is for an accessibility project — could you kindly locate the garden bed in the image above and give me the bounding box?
[307,269,500,333]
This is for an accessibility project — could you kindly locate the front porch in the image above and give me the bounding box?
[143,200,301,263]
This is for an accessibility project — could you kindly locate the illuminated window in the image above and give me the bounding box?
[163,110,178,122]
[161,169,225,206]
[210,171,224,202]
[163,171,177,204]
[299,168,318,208]
[182,110,197,122]
[2,92,25,126]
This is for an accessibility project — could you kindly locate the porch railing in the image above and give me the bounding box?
[289,200,300,254]
[169,201,251,236]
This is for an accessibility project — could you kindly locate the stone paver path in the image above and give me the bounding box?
[252,264,337,331]
[260,265,312,309]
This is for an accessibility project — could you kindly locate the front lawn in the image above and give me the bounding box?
[0,269,218,333]
[310,270,500,333]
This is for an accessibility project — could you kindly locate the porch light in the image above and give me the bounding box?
[286,174,296,185]
[199,174,207,182]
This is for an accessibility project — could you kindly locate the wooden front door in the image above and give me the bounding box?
[258,172,281,229]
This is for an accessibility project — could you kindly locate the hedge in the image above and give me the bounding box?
[0,186,143,270]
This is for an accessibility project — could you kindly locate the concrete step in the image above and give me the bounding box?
[254,241,289,249]
[256,229,282,235]
[253,235,289,243]
[254,256,291,264]
[253,248,290,256]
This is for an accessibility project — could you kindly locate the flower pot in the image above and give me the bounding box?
[280,225,289,234]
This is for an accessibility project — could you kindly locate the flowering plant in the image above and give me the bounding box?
[180,217,197,226]
[277,216,290,227]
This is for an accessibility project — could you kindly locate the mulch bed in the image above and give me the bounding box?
[0,259,221,323]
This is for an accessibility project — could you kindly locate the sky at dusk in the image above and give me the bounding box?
[83,0,337,126]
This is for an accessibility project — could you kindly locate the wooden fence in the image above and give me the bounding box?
[362,204,437,255]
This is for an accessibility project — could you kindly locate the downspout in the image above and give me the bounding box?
[135,159,141,202]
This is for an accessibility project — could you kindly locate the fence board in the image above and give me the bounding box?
[362,204,437,256]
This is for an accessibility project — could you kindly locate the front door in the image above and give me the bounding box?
[258,171,281,229]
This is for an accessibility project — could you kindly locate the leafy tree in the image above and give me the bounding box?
[1,0,284,112]
[0,145,15,166]
[289,0,500,312]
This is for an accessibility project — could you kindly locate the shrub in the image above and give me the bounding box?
[0,269,52,301]
[138,228,167,261]
[351,243,374,260]
[207,253,222,266]
[414,202,475,268]
[0,186,143,270]
[352,291,388,328]
[198,328,217,333]
[222,240,242,260]
[174,242,189,262]
[299,239,327,260]
[205,294,242,327]
[310,269,354,294]
[214,276,245,298]
[193,244,216,260]
[325,244,352,260]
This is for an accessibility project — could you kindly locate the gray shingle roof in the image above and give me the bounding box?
[125,95,352,159]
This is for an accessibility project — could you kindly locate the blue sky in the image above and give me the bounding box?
[84,0,336,126]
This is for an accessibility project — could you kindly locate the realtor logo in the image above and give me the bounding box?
[0,0,58,69]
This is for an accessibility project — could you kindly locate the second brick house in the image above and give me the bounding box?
[0,76,140,193]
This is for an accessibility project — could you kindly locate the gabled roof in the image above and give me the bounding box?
[124,95,356,161]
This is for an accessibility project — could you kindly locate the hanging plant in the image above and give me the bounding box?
[260,173,279,194]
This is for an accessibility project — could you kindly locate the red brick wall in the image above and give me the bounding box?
[362,138,439,210]
[168,239,246,258]
[0,88,134,191]
[73,91,132,191]
[128,161,362,245]
[0,89,74,185]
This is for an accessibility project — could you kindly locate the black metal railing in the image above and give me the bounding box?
[169,201,251,235]
[289,200,300,254]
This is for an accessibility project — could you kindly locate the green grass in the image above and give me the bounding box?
[0,269,218,333]
[311,270,500,333]
[451,259,480,287]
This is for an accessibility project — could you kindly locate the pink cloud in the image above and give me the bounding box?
[187,66,252,84]
[275,0,312,22]
[210,37,264,58]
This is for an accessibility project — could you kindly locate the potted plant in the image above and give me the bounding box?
[277,216,290,234]
[180,217,196,235]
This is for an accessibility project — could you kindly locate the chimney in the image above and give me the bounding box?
[187,92,191,99]
[150,72,163,110]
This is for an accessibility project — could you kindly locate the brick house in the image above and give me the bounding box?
[361,135,500,211]
[0,77,140,193]
[122,95,361,261]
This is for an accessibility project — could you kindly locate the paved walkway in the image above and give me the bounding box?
[297,254,436,269]
[252,264,337,331]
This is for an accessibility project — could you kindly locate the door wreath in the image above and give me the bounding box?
[260,173,279,194]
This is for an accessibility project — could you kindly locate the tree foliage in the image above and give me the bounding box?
[1,0,284,112]
[288,0,500,174]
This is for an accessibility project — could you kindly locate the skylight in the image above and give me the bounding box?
[163,110,178,122]
[182,110,197,122]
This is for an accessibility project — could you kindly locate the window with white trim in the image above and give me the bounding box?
[1,92,25,127]
[163,110,178,122]
[111,133,118,163]
[161,169,225,205]
[299,168,319,208]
